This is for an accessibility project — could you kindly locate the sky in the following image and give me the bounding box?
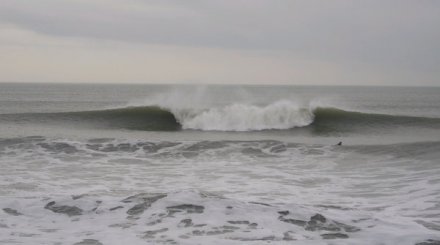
[0,0,439,86]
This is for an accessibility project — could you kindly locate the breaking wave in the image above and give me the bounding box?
[1,100,440,132]
[172,100,314,131]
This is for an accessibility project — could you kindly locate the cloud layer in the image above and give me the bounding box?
[1,0,439,85]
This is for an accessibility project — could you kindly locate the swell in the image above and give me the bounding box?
[310,107,440,133]
[1,104,440,133]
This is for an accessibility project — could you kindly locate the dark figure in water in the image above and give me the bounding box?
[336,142,342,146]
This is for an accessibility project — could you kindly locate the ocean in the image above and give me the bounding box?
[0,83,439,245]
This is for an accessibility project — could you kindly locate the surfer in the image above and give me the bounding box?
[336,141,342,146]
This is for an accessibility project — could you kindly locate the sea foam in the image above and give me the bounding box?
[172,100,314,131]
[130,91,315,131]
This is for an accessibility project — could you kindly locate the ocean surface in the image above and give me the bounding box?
[1,83,439,245]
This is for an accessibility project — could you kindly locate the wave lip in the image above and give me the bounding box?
[171,100,314,131]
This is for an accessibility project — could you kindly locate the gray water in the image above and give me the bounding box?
[1,83,439,245]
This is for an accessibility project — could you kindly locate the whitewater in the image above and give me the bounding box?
[1,84,440,245]
[170,100,314,131]
[128,89,317,131]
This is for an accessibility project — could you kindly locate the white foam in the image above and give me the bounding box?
[128,89,315,131]
[174,100,314,131]
[1,139,440,244]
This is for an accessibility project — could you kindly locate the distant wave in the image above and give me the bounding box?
[1,101,440,132]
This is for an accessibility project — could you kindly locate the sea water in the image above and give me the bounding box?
[0,84,439,244]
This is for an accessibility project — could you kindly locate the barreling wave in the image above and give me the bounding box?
[1,101,440,133]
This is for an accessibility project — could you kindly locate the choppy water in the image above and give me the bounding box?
[1,84,439,244]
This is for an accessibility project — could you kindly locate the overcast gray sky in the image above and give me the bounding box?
[0,0,439,86]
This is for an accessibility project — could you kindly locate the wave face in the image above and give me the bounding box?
[311,107,440,133]
[0,106,181,131]
[65,106,181,131]
[2,100,440,133]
